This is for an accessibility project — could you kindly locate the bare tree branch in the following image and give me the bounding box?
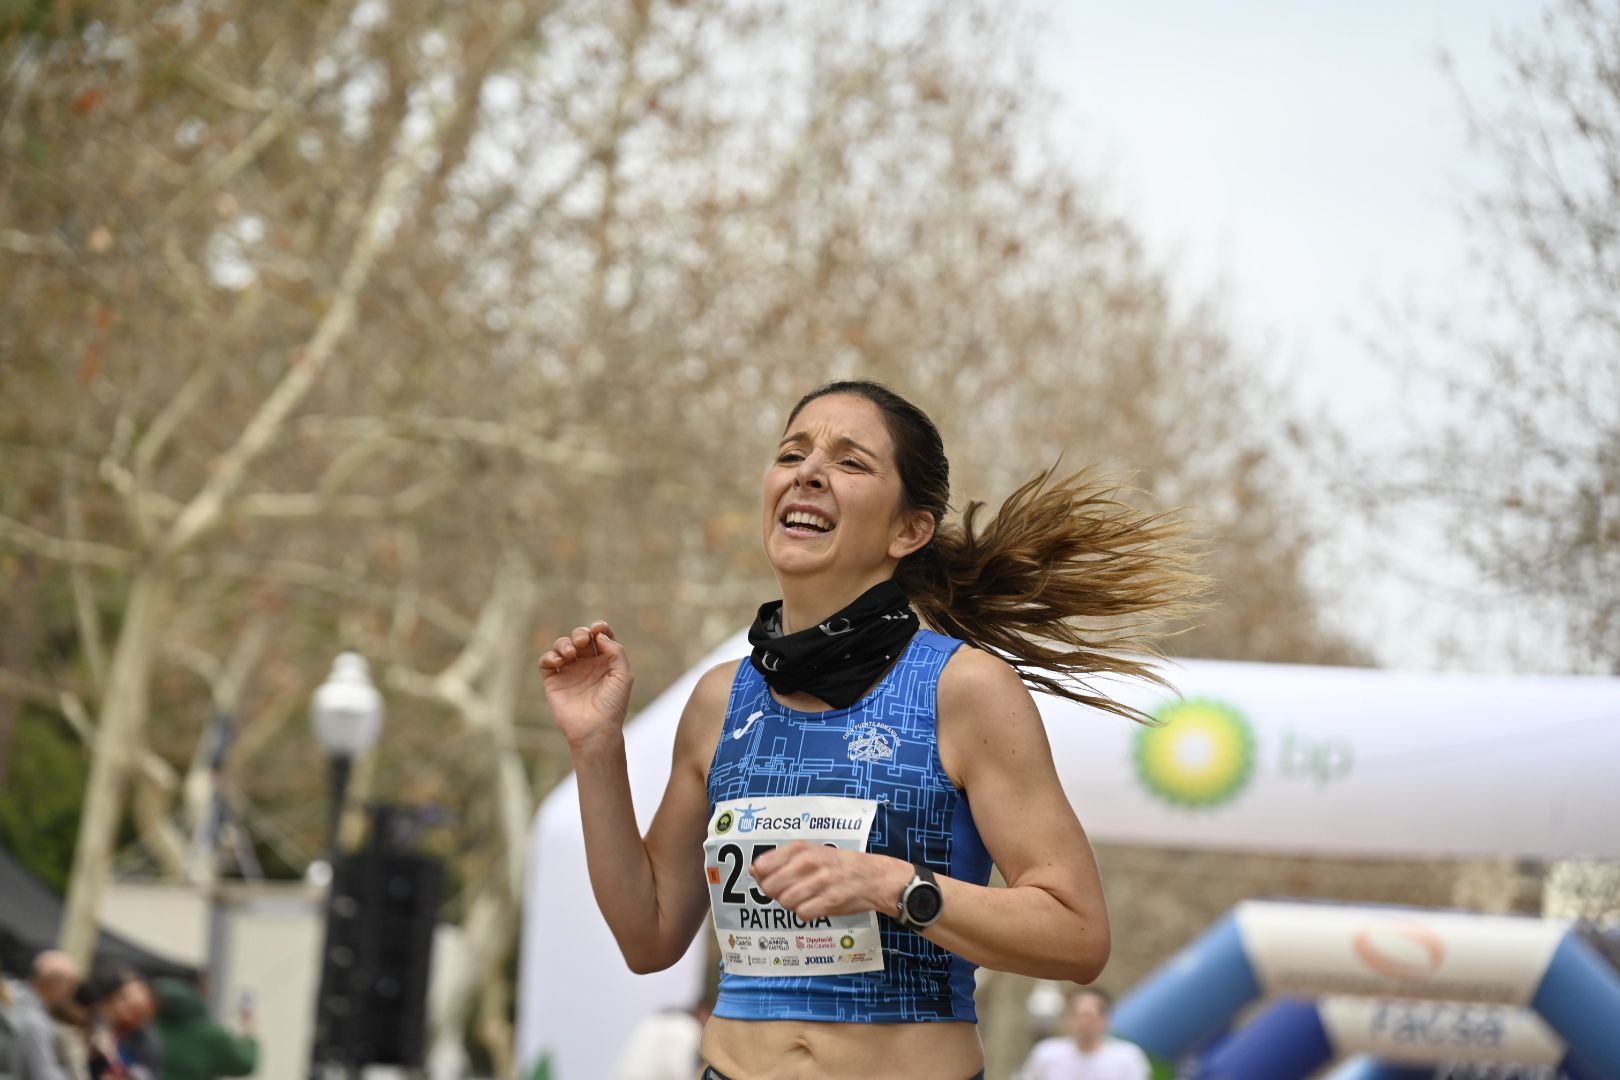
[0,229,72,257]
[314,432,407,496]
[0,514,137,570]
[199,555,476,640]
[229,675,309,776]
[177,60,273,113]
[130,290,267,493]
[162,145,443,557]
[160,4,348,217]
[231,475,454,523]
[62,465,109,693]
[296,414,627,475]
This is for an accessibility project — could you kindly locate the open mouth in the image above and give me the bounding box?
[781,509,835,536]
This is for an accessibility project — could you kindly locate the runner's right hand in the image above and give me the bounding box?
[540,621,634,751]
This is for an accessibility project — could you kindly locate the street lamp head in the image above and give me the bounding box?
[312,651,384,758]
[1026,980,1066,1029]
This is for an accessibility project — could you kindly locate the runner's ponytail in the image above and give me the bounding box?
[785,381,1204,721]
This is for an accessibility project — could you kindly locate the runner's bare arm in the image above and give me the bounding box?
[919,647,1109,980]
[629,660,734,969]
[545,627,731,972]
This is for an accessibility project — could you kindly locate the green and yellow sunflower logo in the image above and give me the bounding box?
[1133,699,1256,809]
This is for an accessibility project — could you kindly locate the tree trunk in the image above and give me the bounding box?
[477,943,517,1080]
[425,555,537,1078]
[132,770,190,878]
[60,566,174,965]
[487,624,534,901]
[428,887,517,1080]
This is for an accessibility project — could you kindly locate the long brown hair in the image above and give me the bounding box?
[787,380,1205,721]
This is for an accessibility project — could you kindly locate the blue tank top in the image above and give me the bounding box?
[707,629,992,1023]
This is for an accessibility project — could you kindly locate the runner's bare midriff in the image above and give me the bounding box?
[701,1016,983,1080]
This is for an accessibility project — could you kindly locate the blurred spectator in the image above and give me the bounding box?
[610,995,714,1080]
[5,951,83,1080]
[2,966,19,1080]
[1019,989,1149,1080]
[85,974,161,1080]
[150,980,256,1080]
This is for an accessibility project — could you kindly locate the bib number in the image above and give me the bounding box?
[704,796,884,977]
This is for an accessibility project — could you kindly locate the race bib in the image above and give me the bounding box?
[704,795,884,977]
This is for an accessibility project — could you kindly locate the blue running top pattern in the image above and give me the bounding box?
[708,629,992,1023]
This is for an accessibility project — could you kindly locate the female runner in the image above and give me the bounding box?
[540,381,1198,1080]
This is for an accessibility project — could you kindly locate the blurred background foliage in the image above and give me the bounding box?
[1,0,1355,896]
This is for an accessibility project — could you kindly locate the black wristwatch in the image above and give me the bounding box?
[896,863,943,929]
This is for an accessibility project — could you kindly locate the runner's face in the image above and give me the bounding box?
[762,394,927,585]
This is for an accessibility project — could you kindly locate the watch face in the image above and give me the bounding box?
[907,883,942,924]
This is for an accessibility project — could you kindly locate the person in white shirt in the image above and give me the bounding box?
[609,996,713,1080]
[1020,989,1150,1080]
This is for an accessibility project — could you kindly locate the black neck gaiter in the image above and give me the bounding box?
[747,578,920,709]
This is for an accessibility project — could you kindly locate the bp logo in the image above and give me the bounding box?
[1133,699,1256,809]
[715,810,735,834]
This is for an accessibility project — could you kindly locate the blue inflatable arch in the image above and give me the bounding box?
[1190,997,1603,1080]
[1324,1062,1446,1080]
[1111,901,1620,1079]
[1323,1060,1579,1080]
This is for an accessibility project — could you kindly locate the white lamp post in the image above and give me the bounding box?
[1026,979,1067,1036]
[311,651,384,860]
[309,652,384,1079]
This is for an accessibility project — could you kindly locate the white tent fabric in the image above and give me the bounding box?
[516,632,1620,1080]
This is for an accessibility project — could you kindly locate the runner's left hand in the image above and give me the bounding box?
[751,842,912,921]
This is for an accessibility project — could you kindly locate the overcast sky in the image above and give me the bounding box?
[1033,1,1549,667]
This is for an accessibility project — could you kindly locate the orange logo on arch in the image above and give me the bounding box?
[1352,920,1446,979]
